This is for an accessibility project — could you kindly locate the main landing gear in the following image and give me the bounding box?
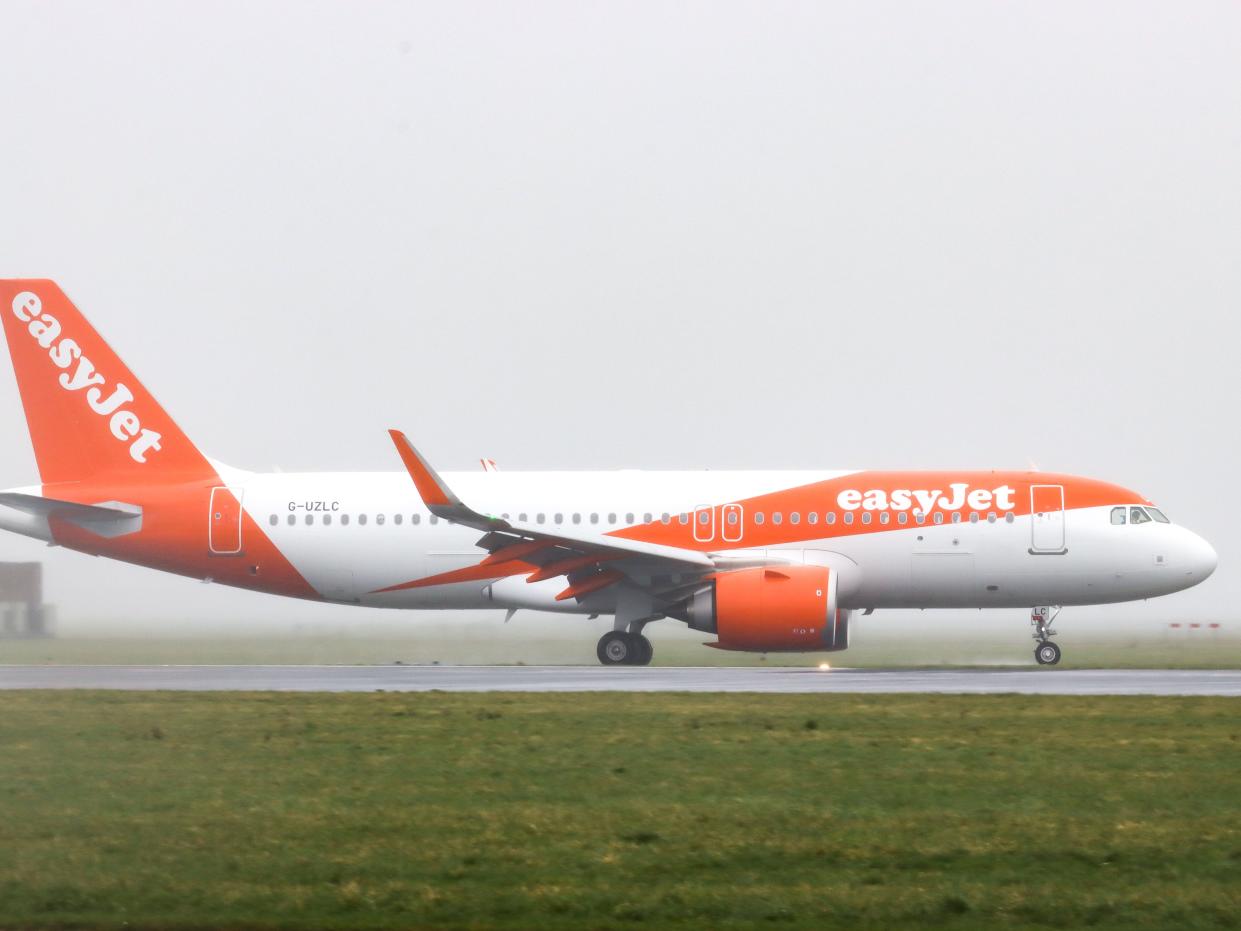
[597,630,654,666]
[1031,606,1062,666]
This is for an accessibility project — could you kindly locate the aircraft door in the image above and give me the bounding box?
[721,503,744,543]
[209,486,244,555]
[1029,484,1066,554]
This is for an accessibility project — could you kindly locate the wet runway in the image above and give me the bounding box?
[2,665,1240,695]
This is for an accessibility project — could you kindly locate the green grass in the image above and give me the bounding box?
[1,693,1240,929]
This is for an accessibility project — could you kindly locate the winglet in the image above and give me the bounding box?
[388,430,503,532]
[388,430,462,509]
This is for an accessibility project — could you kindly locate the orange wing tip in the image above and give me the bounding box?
[388,430,454,508]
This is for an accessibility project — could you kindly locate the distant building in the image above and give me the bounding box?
[0,562,54,638]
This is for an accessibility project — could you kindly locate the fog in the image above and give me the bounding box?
[1,2,1237,649]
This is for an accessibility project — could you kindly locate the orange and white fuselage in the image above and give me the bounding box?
[0,281,1218,664]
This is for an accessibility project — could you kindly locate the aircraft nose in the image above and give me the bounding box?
[1185,531,1218,582]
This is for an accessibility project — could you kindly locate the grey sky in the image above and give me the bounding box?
[1,1,1237,637]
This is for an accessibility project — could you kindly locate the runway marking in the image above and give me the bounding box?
[1,666,1240,696]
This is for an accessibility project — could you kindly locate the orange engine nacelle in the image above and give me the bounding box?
[684,565,851,652]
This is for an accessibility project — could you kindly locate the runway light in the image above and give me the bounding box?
[818,662,831,671]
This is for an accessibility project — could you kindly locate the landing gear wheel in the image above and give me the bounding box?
[1035,641,1062,666]
[597,631,634,666]
[630,634,653,667]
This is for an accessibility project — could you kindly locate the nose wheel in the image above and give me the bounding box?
[1031,606,1062,666]
[1034,641,1062,665]
[597,631,654,666]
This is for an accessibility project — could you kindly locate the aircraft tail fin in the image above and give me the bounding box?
[1,280,214,486]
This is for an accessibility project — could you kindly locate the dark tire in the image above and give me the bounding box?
[631,634,653,666]
[597,631,633,666]
[1035,641,1062,666]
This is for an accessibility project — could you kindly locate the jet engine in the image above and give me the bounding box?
[680,565,850,652]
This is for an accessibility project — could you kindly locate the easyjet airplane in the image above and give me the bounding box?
[0,281,1218,666]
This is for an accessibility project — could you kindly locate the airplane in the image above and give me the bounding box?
[0,280,1218,666]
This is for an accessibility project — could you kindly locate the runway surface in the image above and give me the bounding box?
[2,665,1240,695]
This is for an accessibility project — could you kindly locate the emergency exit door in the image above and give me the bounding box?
[1029,484,1065,554]
[209,486,244,555]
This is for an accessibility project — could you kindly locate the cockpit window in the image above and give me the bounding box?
[1147,507,1170,523]
[1130,506,1153,525]
[1110,507,1126,525]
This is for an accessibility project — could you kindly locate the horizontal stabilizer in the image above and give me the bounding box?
[0,492,143,538]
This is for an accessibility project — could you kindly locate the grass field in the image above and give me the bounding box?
[1,692,1239,930]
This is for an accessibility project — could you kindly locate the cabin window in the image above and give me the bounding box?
[951,512,961,524]
[661,513,671,525]
[572,513,581,524]
[807,512,818,525]
[790,512,801,525]
[772,512,783,525]
[269,515,278,526]
[430,516,438,525]
[914,510,925,525]
[826,512,836,525]
[754,512,765,525]
[590,513,599,524]
[861,513,872,525]
[537,513,546,524]
[305,514,314,525]
[608,513,617,525]
[286,514,296,526]
[392,514,401,525]
[643,512,653,524]
[679,513,690,526]
[987,512,996,523]
[358,514,368,526]
[376,514,386,525]
[933,513,944,525]
[626,513,635,524]
[843,513,853,525]
[324,514,332,526]
[1005,513,1014,523]
[897,512,908,525]
[698,511,710,525]
[519,513,528,522]
[969,512,978,524]
[341,514,350,526]
[412,514,420,525]
[879,512,890,525]
[726,510,739,526]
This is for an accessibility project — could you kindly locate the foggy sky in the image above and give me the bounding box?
[1,1,1238,638]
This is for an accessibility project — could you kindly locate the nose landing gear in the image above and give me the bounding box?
[1031,606,1062,665]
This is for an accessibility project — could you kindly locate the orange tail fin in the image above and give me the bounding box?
[1,280,213,485]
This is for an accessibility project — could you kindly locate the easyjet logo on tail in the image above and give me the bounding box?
[837,483,1016,513]
[11,291,162,463]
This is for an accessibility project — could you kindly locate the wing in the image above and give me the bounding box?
[385,430,723,606]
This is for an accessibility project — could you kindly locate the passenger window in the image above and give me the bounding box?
[519,513,528,522]
[626,513,635,524]
[1111,507,1127,525]
[933,513,944,525]
[987,513,996,523]
[915,511,926,524]
[608,513,617,525]
[377,514,385,525]
[1005,513,1014,523]
[826,512,836,525]
[572,513,581,524]
[861,513,872,525]
[643,512,652,524]
[286,514,295,526]
[305,514,314,525]
[269,515,278,526]
[843,512,853,525]
[726,510,739,525]
[698,511,709,525]
[1148,508,1170,523]
[554,513,562,524]
[341,514,350,526]
[897,512,908,525]
[679,513,690,526]
[430,516,438,525]
[969,513,978,524]
[951,513,962,524]
[537,514,546,524]
[412,514,420,525]
[773,512,783,525]
[755,512,765,525]
[879,512,890,524]
[1130,507,1152,525]
[359,514,368,526]
[661,513,671,525]
[324,514,332,526]
[590,513,599,524]
[790,512,800,525]
[807,512,818,525]
[393,514,401,525]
